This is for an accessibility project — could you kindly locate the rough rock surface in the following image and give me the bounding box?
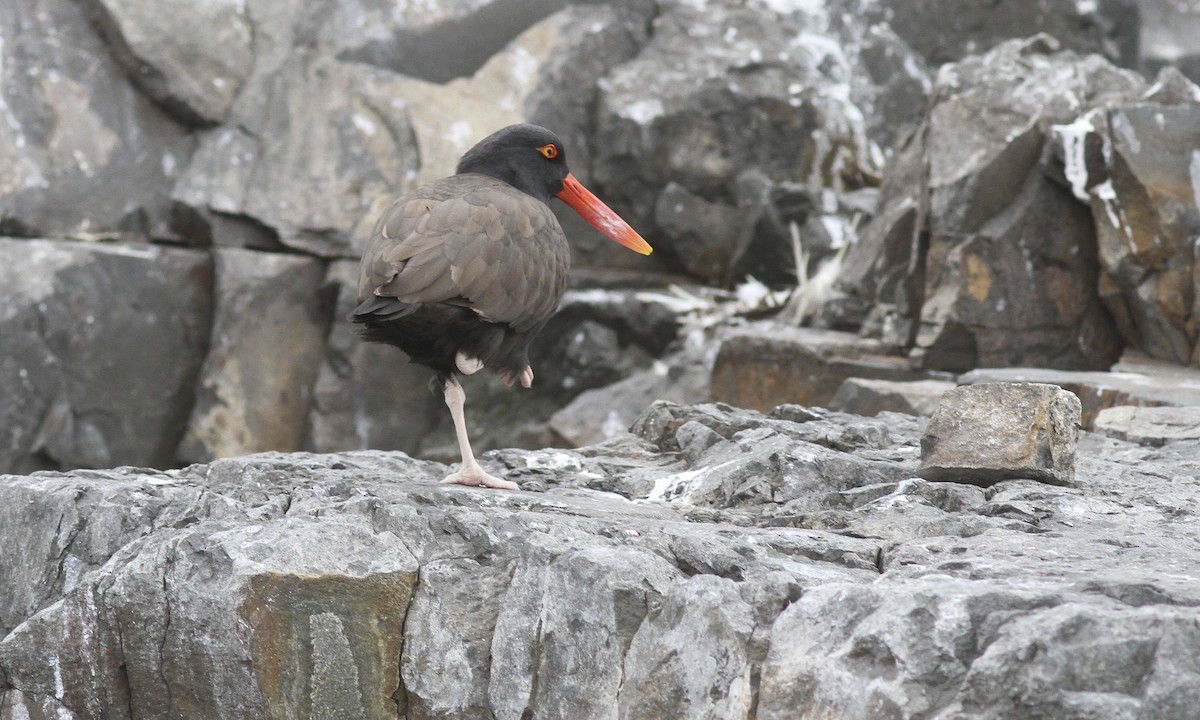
[171,56,422,258]
[82,0,254,125]
[879,0,1140,68]
[919,382,1082,486]
[4,401,1200,719]
[0,239,212,474]
[1053,77,1200,364]
[0,0,192,239]
[833,36,1146,371]
[590,0,928,276]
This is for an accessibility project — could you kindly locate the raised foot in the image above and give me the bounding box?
[501,366,534,389]
[441,465,519,490]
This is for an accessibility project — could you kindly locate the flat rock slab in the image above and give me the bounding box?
[710,325,942,412]
[960,360,1200,428]
[1094,405,1200,447]
[828,377,958,417]
[919,382,1081,486]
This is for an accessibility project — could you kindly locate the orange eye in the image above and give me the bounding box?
[537,143,559,159]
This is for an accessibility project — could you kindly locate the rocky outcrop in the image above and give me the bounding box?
[590,0,928,279]
[831,35,1147,372]
[1053,74,1200,364]
[4,400,1200,719]
[826,32,1200,376]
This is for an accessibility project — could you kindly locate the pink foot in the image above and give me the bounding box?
[441,465,519,490]
[501,366,534,389]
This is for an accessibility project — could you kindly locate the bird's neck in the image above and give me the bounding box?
[456,158,551,203]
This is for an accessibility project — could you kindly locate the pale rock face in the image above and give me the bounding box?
[86,0,254,125]
[177,248,333,463]
[5,399,1200,718]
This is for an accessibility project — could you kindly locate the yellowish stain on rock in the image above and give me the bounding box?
[965,253,992,302]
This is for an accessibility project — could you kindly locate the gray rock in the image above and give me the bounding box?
[82,0,254,125]
[759,576,1200,720]
[919,382,1081,486]
[0,445,878,719]
[0,239,211,474]
[330,0,564,83]
[0,0,192,239]
[1,690,80,719]
[1055,94,1200,364]
[172,55,420,258]
[653,182,745,284]
[618,575,756,720]
[0,513,417,720]
[1141,0,1200,82]
[5,396,1200,718]
[913,37,1138,371]
[590,0,926,277]
[828,377,957,417]
[178,248,334,463]
[880,0,1140,68]
[836,36,1146,371]
[548,351,709,448]
[1093,405,1200,447]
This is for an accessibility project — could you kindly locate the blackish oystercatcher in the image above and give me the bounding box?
[352,124,652,490]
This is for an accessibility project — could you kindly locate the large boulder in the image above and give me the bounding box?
[0,512,416,719]
[0,0,192,240]
[834,36,1146,371]
[919,382,1082,486]
[171,55,421,258]
[0,239,211,474]
[589,0,929,280]
[1053,72,1200,364]
[81,0,254,126]
[178,248,334,463]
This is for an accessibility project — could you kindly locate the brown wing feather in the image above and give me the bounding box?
[358,174,570,334]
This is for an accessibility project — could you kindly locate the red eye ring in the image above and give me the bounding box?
[537,143,559,159]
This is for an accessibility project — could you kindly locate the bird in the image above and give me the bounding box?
[351,124,653,490]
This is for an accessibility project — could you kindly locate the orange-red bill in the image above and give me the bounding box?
[556,173,653,255]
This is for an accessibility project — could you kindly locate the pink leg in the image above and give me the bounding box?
[440,377,518,490]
